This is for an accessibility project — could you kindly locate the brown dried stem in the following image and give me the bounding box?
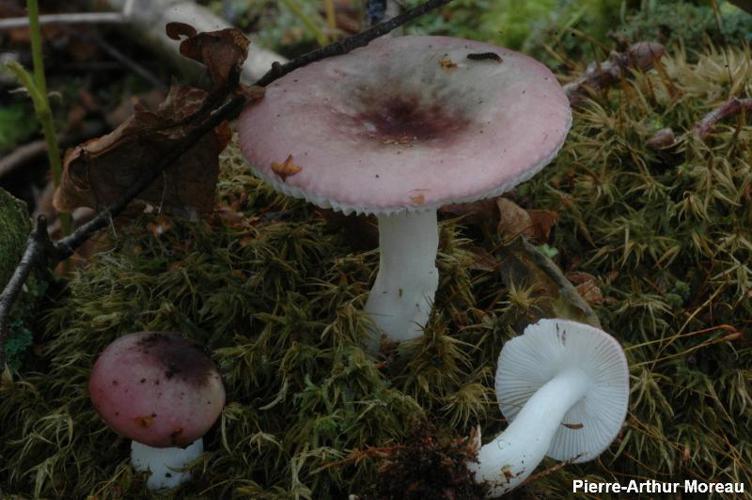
[694,97,752,139]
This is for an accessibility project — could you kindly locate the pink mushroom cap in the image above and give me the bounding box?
[237,35,572,215]
[89,332,225,448]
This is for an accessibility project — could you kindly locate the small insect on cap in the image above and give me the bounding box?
[496,319,629,462]
[89,332,225,448]
[236,36,571,215]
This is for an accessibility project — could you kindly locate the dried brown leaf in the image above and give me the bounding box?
[527,209,559,243]
[439,198,498,226]
[498,238,601,328]
[271,155,303,181]
[53,85,230,216]
[166,22,249,93]
[496,197,534,239]
[467,246,500,272]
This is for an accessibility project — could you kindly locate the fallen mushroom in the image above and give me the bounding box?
[89,332,225,490]
[236,36,571,348]
[470,318,629,496]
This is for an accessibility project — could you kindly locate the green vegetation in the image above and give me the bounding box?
[0,103,39,154]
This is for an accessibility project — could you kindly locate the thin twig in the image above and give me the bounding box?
[0,217,52,367]
[0,0,454,368]
[694,97,752,139]
[255,0,452,86]
[0,13,126,31]
[563,42,666,107]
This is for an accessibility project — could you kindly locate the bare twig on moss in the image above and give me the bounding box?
[694,97,752,139]
[0,0,454,368]
[646,97,751,146]
[564,42,666,106]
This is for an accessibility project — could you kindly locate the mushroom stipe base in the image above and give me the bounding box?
[364,210,439,349]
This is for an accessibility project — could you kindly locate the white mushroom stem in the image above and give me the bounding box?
[471,369,591,496]
[364,210,439,347]
[131,438,203,490]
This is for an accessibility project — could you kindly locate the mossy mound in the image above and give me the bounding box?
[1,42,751,498]
[0,187,30,288]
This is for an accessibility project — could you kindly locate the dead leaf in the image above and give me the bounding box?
[497,237,601,328]
[271,155,302,181]
[237,84,266,104]
[440,198,498,227]
[528,209,559,242]
[106,90,166,128]
[439,56,458,70]
[166,22,249,94]
[410,193,426,205]
[567,271,604,306]
[147,215,173,237]
[468,246,500,272]
[53,85,230,216]
[496,198,534,239]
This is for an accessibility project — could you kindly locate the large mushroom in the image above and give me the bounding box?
[237,36,571,347]
[470,318,629,496]
[89,332,225,490]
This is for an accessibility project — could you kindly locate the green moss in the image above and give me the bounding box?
[0,188,30,288]
[1,38,751,500]
[613,1,752,52]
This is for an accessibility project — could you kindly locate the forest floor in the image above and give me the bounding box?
[1,1,751,498]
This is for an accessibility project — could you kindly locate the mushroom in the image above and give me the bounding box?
[470,318,629,496]
[89,332,225,490]
[236,36,571,348]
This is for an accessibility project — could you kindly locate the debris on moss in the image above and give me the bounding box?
[362,422,488,499]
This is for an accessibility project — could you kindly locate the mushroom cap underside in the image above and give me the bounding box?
[495,318,629,462]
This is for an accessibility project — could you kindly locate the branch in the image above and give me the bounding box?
[564,42,666,107]
[694,97,752,139]
[0,0,455,369]
[646,97,751,147]
[255,0,452,86]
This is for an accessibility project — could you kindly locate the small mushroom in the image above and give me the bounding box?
[89,332,225,490]
[470,319,629,496]
[236,36,571,349]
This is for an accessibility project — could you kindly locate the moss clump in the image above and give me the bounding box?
[1,38,751,500]
[0,188,38,370]
[612,1,752,52]
[0,187,30,288]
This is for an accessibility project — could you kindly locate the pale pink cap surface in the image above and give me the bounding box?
[89,332,225,448]
[237,36,571,215]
